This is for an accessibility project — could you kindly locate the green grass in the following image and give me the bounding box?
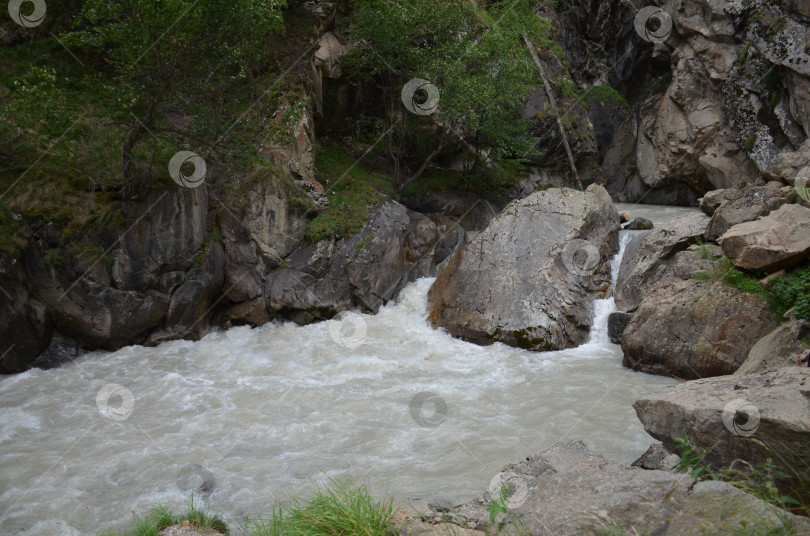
[247,479,396,536]
[304,144,395,243]
[673,435,810,517]
[99,500,228,536]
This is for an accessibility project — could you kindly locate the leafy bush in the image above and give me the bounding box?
[768,268,810,320]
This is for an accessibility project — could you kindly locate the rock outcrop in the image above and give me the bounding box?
[718,203,810,271]
[736,318,810,375]
[634,368,810,473]
[403,441,810,535]
[614,212,710,311]
[427,185,618,350]
[621,279,778,378]
[705,182,793,241]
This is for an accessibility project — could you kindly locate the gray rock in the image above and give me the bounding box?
[449,441,810,536]
[705,182,793,241]
[622,279,778,378]
[634,368,810,476]
[428,185,619,351]
[615,213,710,312]
[265,197,457,321]
[718,203,810,271]
[150,242,226,343]
[699,188,738,217]
[607,312,633,344]
[631,443,681,472]
[736,319,810,375]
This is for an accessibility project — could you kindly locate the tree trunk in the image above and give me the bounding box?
[523,36,583,191]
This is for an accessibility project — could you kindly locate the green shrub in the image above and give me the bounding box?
[248,480,395,536]
[768,268,810,320]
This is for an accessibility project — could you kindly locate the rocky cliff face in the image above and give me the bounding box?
[559,0,810,205]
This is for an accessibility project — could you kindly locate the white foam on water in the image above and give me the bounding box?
[0,206,697,535]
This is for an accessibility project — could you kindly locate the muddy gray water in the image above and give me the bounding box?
[0,204,693,535]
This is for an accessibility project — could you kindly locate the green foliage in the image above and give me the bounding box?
[0,203,27,256]
[580,85,632,115]
[98,500,228,536]
[695,255,768,296]
[768,268,810,320]
[350,0,550,182]
[305,145,394,243]
[248,479,395,536]
[674,435,809,516]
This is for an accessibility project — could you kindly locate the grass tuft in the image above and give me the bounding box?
[248,479,395,536]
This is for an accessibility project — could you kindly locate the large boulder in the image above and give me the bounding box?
[718,203,810,271]
[735,318,810,375]
[265,197,463,324]
[705,182,793,241]
[622,279,778,378]
[443,441,810,535]
[427,186,618,351]
[614,212,710,311]
[634,368,810,474]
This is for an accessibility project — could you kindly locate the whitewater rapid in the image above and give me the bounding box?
[0,204,690,535]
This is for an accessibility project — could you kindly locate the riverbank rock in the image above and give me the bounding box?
[718,203,810,271]
[614,212,710,312]
[265,197,463,323]
[440,441,810,535]
[735,319,810,375]
[621,279,777,378]
[427,185,618,351]
[705,182,793,241]
[607,312,632,344]
[634,368,810,473]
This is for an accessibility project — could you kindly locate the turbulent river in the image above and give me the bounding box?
[0,204,693,535]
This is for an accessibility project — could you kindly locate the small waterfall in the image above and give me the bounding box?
[587,231,634,345]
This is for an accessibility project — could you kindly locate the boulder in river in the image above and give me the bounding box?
[623,217,653,230]
[614,212,710,312]
[621,279,777,379]
[718,203,810,272]
[427,185,618,350]
[634,368,810,475]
